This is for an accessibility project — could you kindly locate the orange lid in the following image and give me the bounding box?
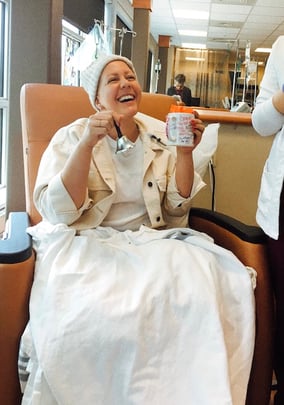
[169,105,194,113]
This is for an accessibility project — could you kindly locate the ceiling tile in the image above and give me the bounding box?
[147,0,284,59]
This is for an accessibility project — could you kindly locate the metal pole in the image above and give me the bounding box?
[230,40,239,108]
[104,0,116,54]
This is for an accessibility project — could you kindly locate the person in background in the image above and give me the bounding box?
[167,73,192,106]
[252,35,284,405]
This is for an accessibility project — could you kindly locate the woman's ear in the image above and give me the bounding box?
[95,97,101,111]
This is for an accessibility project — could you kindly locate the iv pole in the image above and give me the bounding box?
[154,59,161,93]
[94,19,136,56]
[230,40,239,108]
[230,39,252,112]
[117,27,136,55]
[243,40,251,102]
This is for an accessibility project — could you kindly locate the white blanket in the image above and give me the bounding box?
[21,223,256,405]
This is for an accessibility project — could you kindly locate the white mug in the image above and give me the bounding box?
[166,112,194,146]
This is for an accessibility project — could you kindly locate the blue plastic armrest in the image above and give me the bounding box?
[0,212,32,264]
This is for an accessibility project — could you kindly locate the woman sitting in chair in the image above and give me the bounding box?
[19,54,255,405]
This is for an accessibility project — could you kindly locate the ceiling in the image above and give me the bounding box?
[149,0,284,60]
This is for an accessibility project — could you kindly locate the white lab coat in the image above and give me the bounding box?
[252,35,284,239]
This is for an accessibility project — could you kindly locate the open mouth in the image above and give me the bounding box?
[118,95,135,103]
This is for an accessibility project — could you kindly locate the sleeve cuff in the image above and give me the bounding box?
[43,173,93,223]
[167,171,206,210]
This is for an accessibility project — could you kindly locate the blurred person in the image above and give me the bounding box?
[252,35,284,405]
[167,73,192,106]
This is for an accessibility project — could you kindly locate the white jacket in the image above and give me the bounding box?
[34,112,205,231]
[252,36,284,239]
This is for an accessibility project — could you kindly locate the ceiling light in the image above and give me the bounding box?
[255,47,272,53]
[185,57,205,61]
[179,30,207,37]
[173,10,209,20]
[182,43,207,49]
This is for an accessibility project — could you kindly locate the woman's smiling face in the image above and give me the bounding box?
[95,60,142,117]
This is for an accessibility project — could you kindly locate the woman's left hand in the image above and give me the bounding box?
[176,113,205,154]
[190,116,204,148]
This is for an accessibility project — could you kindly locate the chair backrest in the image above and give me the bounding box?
[20,84,176,225]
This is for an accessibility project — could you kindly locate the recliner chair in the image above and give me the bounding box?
[0,84,274,405]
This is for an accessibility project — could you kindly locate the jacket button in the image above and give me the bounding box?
[148,181,153,187]
[156,216,160,222]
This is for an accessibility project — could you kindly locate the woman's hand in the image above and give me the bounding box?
[191,115,204,149]
[61,110,120,209]
[176,113,204,155]
[82,110,119,149]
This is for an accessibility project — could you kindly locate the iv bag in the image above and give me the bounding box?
[73,23,109,71]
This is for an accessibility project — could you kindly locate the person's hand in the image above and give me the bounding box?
[81,110,119,149]
[190,115,204,148]
[176,113,204,155]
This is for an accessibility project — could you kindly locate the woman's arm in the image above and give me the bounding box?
[34,111,117,224]
[61,111,117,208]
[252,36,284,136]
[272,89,284,114]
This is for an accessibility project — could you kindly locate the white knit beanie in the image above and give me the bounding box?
[81,54,136,110]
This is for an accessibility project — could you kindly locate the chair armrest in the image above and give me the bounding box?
[189,207,273,405]
[0,212,32,264]
[0,212,34,404]
[188,207,267,244]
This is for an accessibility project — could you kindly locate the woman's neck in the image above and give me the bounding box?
[122,119,139,142]
[109,118,139,142]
